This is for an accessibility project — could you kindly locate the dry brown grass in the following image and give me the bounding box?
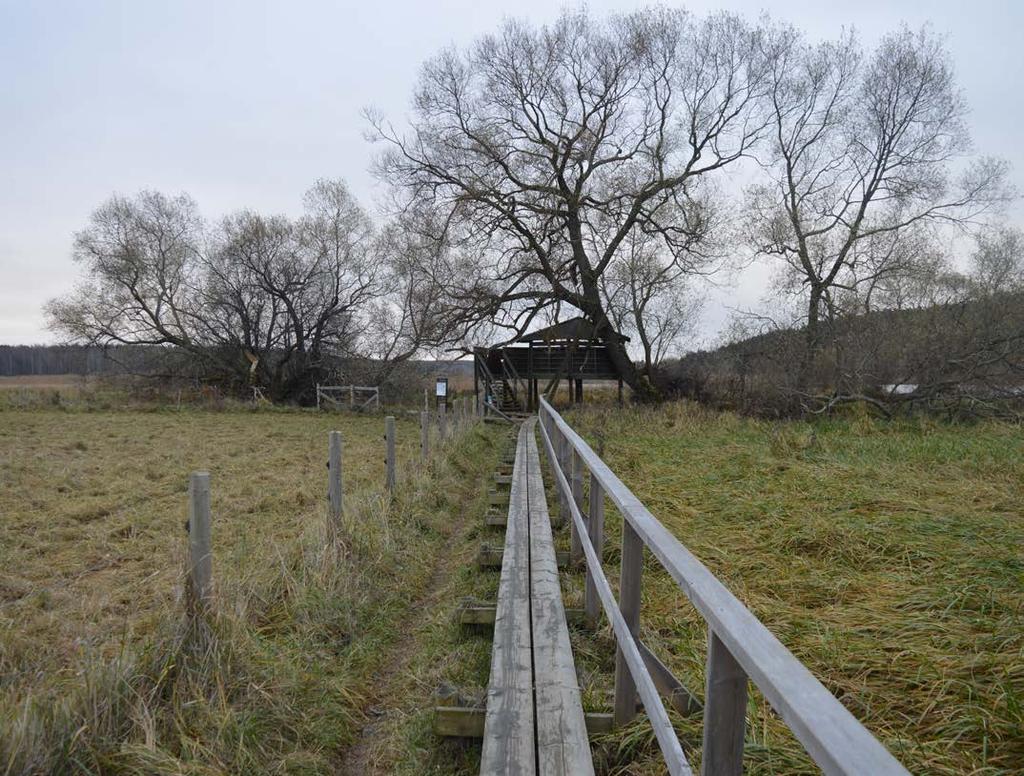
[0,403,500,774]
[565,402,1023,775]
[0,408,418,675]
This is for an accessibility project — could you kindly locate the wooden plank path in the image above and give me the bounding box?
[442,403,907,775]
[481,419,594,775]
[480,421,536,773]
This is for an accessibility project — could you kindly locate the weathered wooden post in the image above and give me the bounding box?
[439,406,448,441]
[187,471,213,610]
[556,428,570,524]
[350,384,355,409]
[385,415,396,493]
[328,431,343,531]
[584,472,604,626]
[420,410,430,463]
[570,449,584,564]
[316,383,321,410]
[613,520,643,726]
[701,631,748,776]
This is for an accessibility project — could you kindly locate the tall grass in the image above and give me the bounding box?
[0,407,500,774]
[566,402,1023,775]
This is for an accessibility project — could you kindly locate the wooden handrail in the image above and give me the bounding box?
[535,415,692,776]
[537,398,909,776]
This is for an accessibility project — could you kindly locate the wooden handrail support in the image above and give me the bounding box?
[537,398,909,776]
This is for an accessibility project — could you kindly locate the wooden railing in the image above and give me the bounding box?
[537,398,909,776]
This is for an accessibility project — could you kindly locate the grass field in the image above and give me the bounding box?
[0,403,502,774]
[1,397,1020,775]
[561,403,1023,775]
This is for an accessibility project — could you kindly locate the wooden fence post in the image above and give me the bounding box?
[570,449,584,564]
[439,406,448,441]
[420,410,430,463]
[385,415,396,493]
[613,520,643,726]
[187,471,213,610]
[328,431,343,532]
[316,383,321,410]
[701,630,748,776]
[349,384,355,409]
[584,473,604,626]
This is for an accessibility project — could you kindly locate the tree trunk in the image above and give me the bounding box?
[579,266,658,403]
[798,285,824,395]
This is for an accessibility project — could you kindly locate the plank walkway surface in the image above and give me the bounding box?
[481,419,593,776]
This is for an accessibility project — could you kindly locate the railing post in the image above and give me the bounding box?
[556,428,569,524]
[187,471,213,611]
[328,431,343,532]
[350,384,355,409]
[420,410,430,463]
[701,630,748,776]
[439,406,447,441]
[570,448,583,564]
[584,472,604,626]
[385,415,396,493]
[613,520,643,726]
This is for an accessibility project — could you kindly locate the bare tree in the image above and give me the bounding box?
[47,180,409,402]
[747,25,1011,395]
[969,223,1024,296]
[602,229,704,376]
[370,6,774,398]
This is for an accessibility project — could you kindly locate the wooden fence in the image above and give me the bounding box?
[537,397,909,776]
[184,397,481,615]
[316,384,380,411]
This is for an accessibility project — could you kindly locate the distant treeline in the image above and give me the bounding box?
[0,345,165,377]
[659,292,1024,419]
[0,344,473,393]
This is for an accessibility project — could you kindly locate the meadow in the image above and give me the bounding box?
[1,394,1020,775]
[563,403,1024,775]
[0,400,501,774]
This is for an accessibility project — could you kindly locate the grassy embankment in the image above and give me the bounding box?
[0,400,502,774]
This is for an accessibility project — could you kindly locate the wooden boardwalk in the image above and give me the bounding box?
[481,419,594,775]
[441,405,908,776]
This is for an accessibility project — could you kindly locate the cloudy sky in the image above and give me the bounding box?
[1,0,1021,346]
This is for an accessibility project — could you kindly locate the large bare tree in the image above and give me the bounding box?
[47,180,409,402]
[746,25,1011,395]
[370,6,774,397]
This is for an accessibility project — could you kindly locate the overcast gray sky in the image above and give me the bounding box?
[1,0,1021,346]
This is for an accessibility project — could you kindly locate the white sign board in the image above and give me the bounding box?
[435,378,448,398]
